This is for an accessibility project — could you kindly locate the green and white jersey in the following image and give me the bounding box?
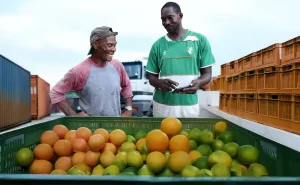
[146,30,215,117]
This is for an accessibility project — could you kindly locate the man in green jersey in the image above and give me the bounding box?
[146,2,215,118]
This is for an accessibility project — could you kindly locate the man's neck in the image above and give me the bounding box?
[90,55,107,66]
[168,27,187,40]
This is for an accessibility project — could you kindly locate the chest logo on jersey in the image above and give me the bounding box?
[163,50,167,56]
[187,47,194,55]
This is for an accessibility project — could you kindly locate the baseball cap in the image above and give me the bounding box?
[87,26,118,55]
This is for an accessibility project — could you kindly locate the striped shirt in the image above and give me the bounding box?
[146,30,215,117]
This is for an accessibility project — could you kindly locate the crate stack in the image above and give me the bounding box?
[218,36,300,135]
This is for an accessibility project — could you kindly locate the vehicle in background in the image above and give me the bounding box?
[121,58,154,117]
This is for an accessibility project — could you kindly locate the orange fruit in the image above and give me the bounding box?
[88,134,105,151]
[72,138,88,152]
[93,128,110,142]
[168,151,192,173]
[53,139,72,157]
[52,125,69,139]
[146,151,167,173]
[40,130,59,147]
[146,129,169,153]
[169,135,190,153]
[100,151,116,167]
[160,117,182,137]
[101,143,117,154]
[72,152,86,165]
[109,129,127,146]
[33,143,54,161]
[85,151,100,166]
[55,156,72,172]
[76,127,92,142]
[136,138,146,152]
[64,130,77,143]
[29,159,53,174]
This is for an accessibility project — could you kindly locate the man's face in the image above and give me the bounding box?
[93,36,117,61]
[161,7,181,34]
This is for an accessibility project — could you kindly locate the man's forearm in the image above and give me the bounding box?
[197,73,211,87]
[124,97,132,106]
[149,75,161,89]
[56,100,77,116]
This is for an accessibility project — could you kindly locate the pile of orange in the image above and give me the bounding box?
[27,125,126,174]
[15,117,268,178]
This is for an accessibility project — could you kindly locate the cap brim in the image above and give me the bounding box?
[87,46,93,55]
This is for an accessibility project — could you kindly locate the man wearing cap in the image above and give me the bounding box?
[50,26,133,117]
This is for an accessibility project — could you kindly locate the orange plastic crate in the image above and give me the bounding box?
[255,44,281,68]
[295,95,300,122]
[257,66,280,93]
[223,94,231,113]
[281,36,300,65]
[258,93,268,116]
[239,72,246,92]
[243,93,259,122]
[212,76,219,91]
[221,63,229,77]
[243,53,255,70]
[219,93,225,111]
[244,70,257,92]
[236,60,243,74]
[229,94,238,116]
[219,76,226,93]
[256,93,300,135]
[232,75,239,93]
[228,60,238,76]
[237,93,246,118]
[279,62,300,93]
[226,76,233,93]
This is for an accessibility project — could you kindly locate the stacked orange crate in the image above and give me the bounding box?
[256,37,299,134]
[218,35,300,135]
[218,63,229,111]
[257,94,300,134]
[281,36,300,65]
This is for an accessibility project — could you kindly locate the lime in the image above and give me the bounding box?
[237,145,259,165]
[15,148,34,167]
[135,130,147,140]
[189,140,197,150]
[219,130,235,144]
[247,163,268,177]
[193,156,209,170]
[223,142,239,158]
[198,129,214,145]
[196,144,212,157]
[126,135,136,143]
[211,139,224,151]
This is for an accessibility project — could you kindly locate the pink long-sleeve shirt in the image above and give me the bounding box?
[50,57,132,116]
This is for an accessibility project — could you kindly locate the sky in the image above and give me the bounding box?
[0,0,299,88]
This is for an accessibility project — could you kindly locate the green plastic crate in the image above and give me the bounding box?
[0,116,300,185]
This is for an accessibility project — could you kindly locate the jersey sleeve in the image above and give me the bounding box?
[200,36,215,68]
[146,44,159,74]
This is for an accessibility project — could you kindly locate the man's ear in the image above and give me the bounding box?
[179,12,183,18]
[92,42,97,50]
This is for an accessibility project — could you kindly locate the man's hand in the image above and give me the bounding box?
[121,109,132,117]
[157,79,179,92]
[180,80,201,94]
